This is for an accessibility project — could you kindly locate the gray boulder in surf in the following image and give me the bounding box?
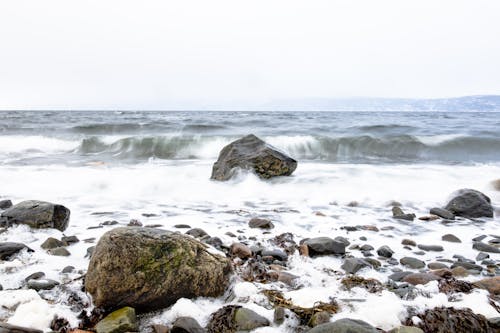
[0,200,70,231]
[444,189,493,218]
[211,134,297,181]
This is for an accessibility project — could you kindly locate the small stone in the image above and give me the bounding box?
[248,217,274,229]
[234,307,270,331]
[304,237,346,256]
[48,247,71,256]
[152,325,169,333]
[95,307,138,333]
[442,234,461,243]
[61,235,79,245]
[377,245,394,258]
[24,271,45,281]
[127,219,142,227]
[392,207,416,221]
[0,199,13,209]
[262,249,288,262]
[309,318,378,333]
[389,271,413,282]
[451,261,483,271]
[476,252,489,261]
[27,279,60,291]
[230,243,252,259]
[417,244,444,252]
[274,307,285,325]
[400,257,425,269]
[62,266,74,273]
[430,207,455,220]
[428,262,448,270]
[472,242,500,253]
[402,273,439,285]
[341,258,372,274]
[401,239,416,246]
[472,235,487,242]
[171,317,204,333]
[334,236,350,247]
[308,311,331,327]
[418,215,439,221]
[101,220,119,226]
[185,228,208,238]
[174,224,191,229]
[451,266,469,277]
[360,244,374,251]
[41,237,65,250]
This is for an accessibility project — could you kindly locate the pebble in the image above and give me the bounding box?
[230,243,252,259]
[401,239,416,246]
[476,252,489,261]
[430,207,455,220]
[427,262,448,270]
[48,247,71,256]
[472,242,500,253]
[171,316,204,333]
[62,266,75,273]
[24,271,45,281]
[41,237,65,250]
[248,217,274,229]
[27,279,60,291]
[174,224,191,229]
[442,234,461,243]
[417,244,444,252]
[0,199,13,209]
[261,249,288,262]
[185,228,208,238]
[402,273,439,285]
[400,257,425,269]
[341,257,372,274]
[61,235,79,245]
[389,271,413,281]
[377,245,394,258]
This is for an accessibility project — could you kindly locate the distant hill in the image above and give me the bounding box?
[263,95,500,111]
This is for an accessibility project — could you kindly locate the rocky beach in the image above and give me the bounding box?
[0,111,499,333]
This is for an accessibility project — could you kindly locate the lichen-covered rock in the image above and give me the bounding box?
[211,134,297,181]
[0,200,70,231]
[95,307,137,333]
[445,189,493,218]
[405,306,494,333]
[85,227,232,312]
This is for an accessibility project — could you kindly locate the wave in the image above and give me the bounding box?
[74,134,500,163]
[1,134,499,163]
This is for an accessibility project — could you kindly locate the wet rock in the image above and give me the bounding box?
[0,200,70,231]
[308,318,378,333]
[451,266,470,277]
[402,239,416,246]
[402,273,439,285]
[85,227,232,311]
[171,317,205,333]
[341,257,372,274]
[204,237,223,250]
[400,257,425,269]
[127,219,143,227]
[441,234,461,243]
[230,242,252,259]
[274,307,285,325]
[277,271,299,286]
[389,271,413,282]
[27,278,60,291]
[152,325,169,333]
[392,206,416,221]
[95,307,137,333]
[101,220,119,226]
[474,276,500,295]
[234,307,270,331]
[248,217,274,229]
[334,236,350,247]
[304,237,346,256]
[0,323,43,333]
[174,224,191,229]
[427,262,448,270]
[262,249,288,262]
[405,306,494,333]
[473,235,487,242]
[360,244,374,251]
[0,242,33,260]
[417,244,444,252]
[476,252,489,261]
[430,207,455,220]
[445,189,493,218]
[473,242,500,253]
[24,271,45,281]
[48,247,71,256]
[0,199,13,209]
[61,235,79,245]
[185,228,208,238]
[418,215,439,221]
[41,237,65,250]
[211,134,297,181]
[62,265,75,273]
[308,312,331,327]
[85,246,95,258]
[389,327,424,333]
[377,245,394,258]
[451,261,483,271]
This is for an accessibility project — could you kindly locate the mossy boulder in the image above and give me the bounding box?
[211,134,297,181]
[85,227,232,312]
[0,200,70,231]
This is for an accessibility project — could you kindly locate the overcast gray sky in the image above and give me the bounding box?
[1,0,499,110]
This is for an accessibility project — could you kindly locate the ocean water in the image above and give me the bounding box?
[0,111,499,331]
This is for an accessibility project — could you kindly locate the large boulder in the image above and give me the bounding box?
[85,227,232,312]
[210,134,297,181]
[0,200,70,231]
[444,189,493,218]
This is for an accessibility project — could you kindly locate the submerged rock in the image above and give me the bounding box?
[0,242,33,260]
[392,206,416,221]
[210,134,297,181]
[430,207,455,220]
[308,318,378,333]
[0,200,70,231]
[444,189,493,218]
[85,227,232,311]
[95,307,137,333]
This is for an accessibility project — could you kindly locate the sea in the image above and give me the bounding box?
[0,111,499,331]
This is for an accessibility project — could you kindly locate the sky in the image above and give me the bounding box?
[0,0,499,110]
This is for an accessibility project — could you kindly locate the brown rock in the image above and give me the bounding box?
[299,244,309,257]
[230,243,252,259]
[474,276,500,295]
[402,273,440,285]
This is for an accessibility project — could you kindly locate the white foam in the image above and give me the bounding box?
[0,136,78,153]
